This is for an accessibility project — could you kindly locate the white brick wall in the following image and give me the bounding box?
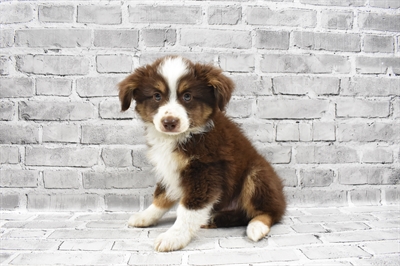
[0,0,399,211]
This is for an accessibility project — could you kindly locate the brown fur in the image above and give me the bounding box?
[119,56,286,233]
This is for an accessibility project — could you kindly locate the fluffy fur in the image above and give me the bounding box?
[119,56,286,252]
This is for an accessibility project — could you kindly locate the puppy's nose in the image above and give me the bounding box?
[162,116,180,131]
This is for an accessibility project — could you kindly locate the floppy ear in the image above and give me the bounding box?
[196,64,235,111]
[118,67,145,111]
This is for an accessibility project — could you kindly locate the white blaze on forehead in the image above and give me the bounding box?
[158,57,189,100]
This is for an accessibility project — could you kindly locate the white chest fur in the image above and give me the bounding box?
[146,125,189,201]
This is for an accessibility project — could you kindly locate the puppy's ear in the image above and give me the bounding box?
[196,64,235,111]
[118,68,144,111]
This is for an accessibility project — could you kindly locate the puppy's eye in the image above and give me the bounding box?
[183,92,192,102]
[153,93,162,102]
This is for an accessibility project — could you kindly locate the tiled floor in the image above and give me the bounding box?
[1,205,399,265]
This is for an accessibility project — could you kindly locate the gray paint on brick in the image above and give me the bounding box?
[0,0,399,210]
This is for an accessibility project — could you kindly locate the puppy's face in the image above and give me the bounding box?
[119,56,234,135]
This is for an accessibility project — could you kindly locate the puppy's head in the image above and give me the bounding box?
[119,56,234,135]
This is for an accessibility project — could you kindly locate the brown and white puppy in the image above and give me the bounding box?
[119,56,286,252]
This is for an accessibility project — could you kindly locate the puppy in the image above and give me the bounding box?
[118,56,286,252]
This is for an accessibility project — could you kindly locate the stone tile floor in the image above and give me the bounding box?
[0,205,399,265]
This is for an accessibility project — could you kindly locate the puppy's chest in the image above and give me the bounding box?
[146,134,189,199]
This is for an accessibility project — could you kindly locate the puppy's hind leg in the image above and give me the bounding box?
[246,214,273,242]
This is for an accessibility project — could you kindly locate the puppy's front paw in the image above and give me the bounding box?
[154,230,191,252]
[128,213,156,228]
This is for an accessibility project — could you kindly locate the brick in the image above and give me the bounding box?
[271,234,321,246]
[362,240,400,255]
[132,145,153,168]
[96,55,133,73]
[129,253,182,265]
[300,169,334,187]
[15,29,91,48]
[81,124,145,145]
[99,98,136,119]
[261,54,350,74]
[83,171,155,189]
[181,29,251,49]
[105,194,140,211]
[257,99,329,119]
[19,101,96,121]
[255,30,289,50]
[258,145,292,164]
[246,7,316,27]
[101,147,133,167]
[0,101,15,121]
[364,35,394,53]
[324,222,370,232]
[337,122,400,142]
[113,239,153,251]
[219,54,254,72]
[293,32,360,52]
[0,170,37,188]
[286,189,347,207]
[313,122,336,141]
[0,123,39,144]
[77,5,121,25]
[188,249,298,265]
[0,3,33,24]
[301,0,366,5]
[140,53,216,66]
[356,57,400,75]
[301,245,371,260]
[28,194,101,211]
[128,5,201,24]
[49,229,142,239]
[208,6,241,25]
[359,12,400,32]
[362,148,393,164]
[43,124,80,143]
[341,77,400,96]
[339,166,399,185]
[94,30,138,48]
[0,29,14,48]
[273,76,339,95]
[142,29,176,47]
[350,190,381,205]
[0,56,10,75]
[43,170,80,189]
[218,238,268,249]
[369,0,400,8]
[0,239,60,250]
[25,147,98,167]
[60,240,113,251]
[11,252,127,265]
[0,194,20,210]
[274,167,297,187]
[38,5,74,23]
[36,78,72,96]
[321,10,353,30]
[336,98,390,118]
[393,98,400,118]
[16,55,90,75]
[0,146,19,164]
[0,77,33,98]
[240,120,274,143]
[296,145,359,164]
[291,224,327,233]
[276,122,311,142]
[323,230,399,243]
[76,76,121,97]
[226,98,253,118]
[231,75,272,96]
[384,188,399,203]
